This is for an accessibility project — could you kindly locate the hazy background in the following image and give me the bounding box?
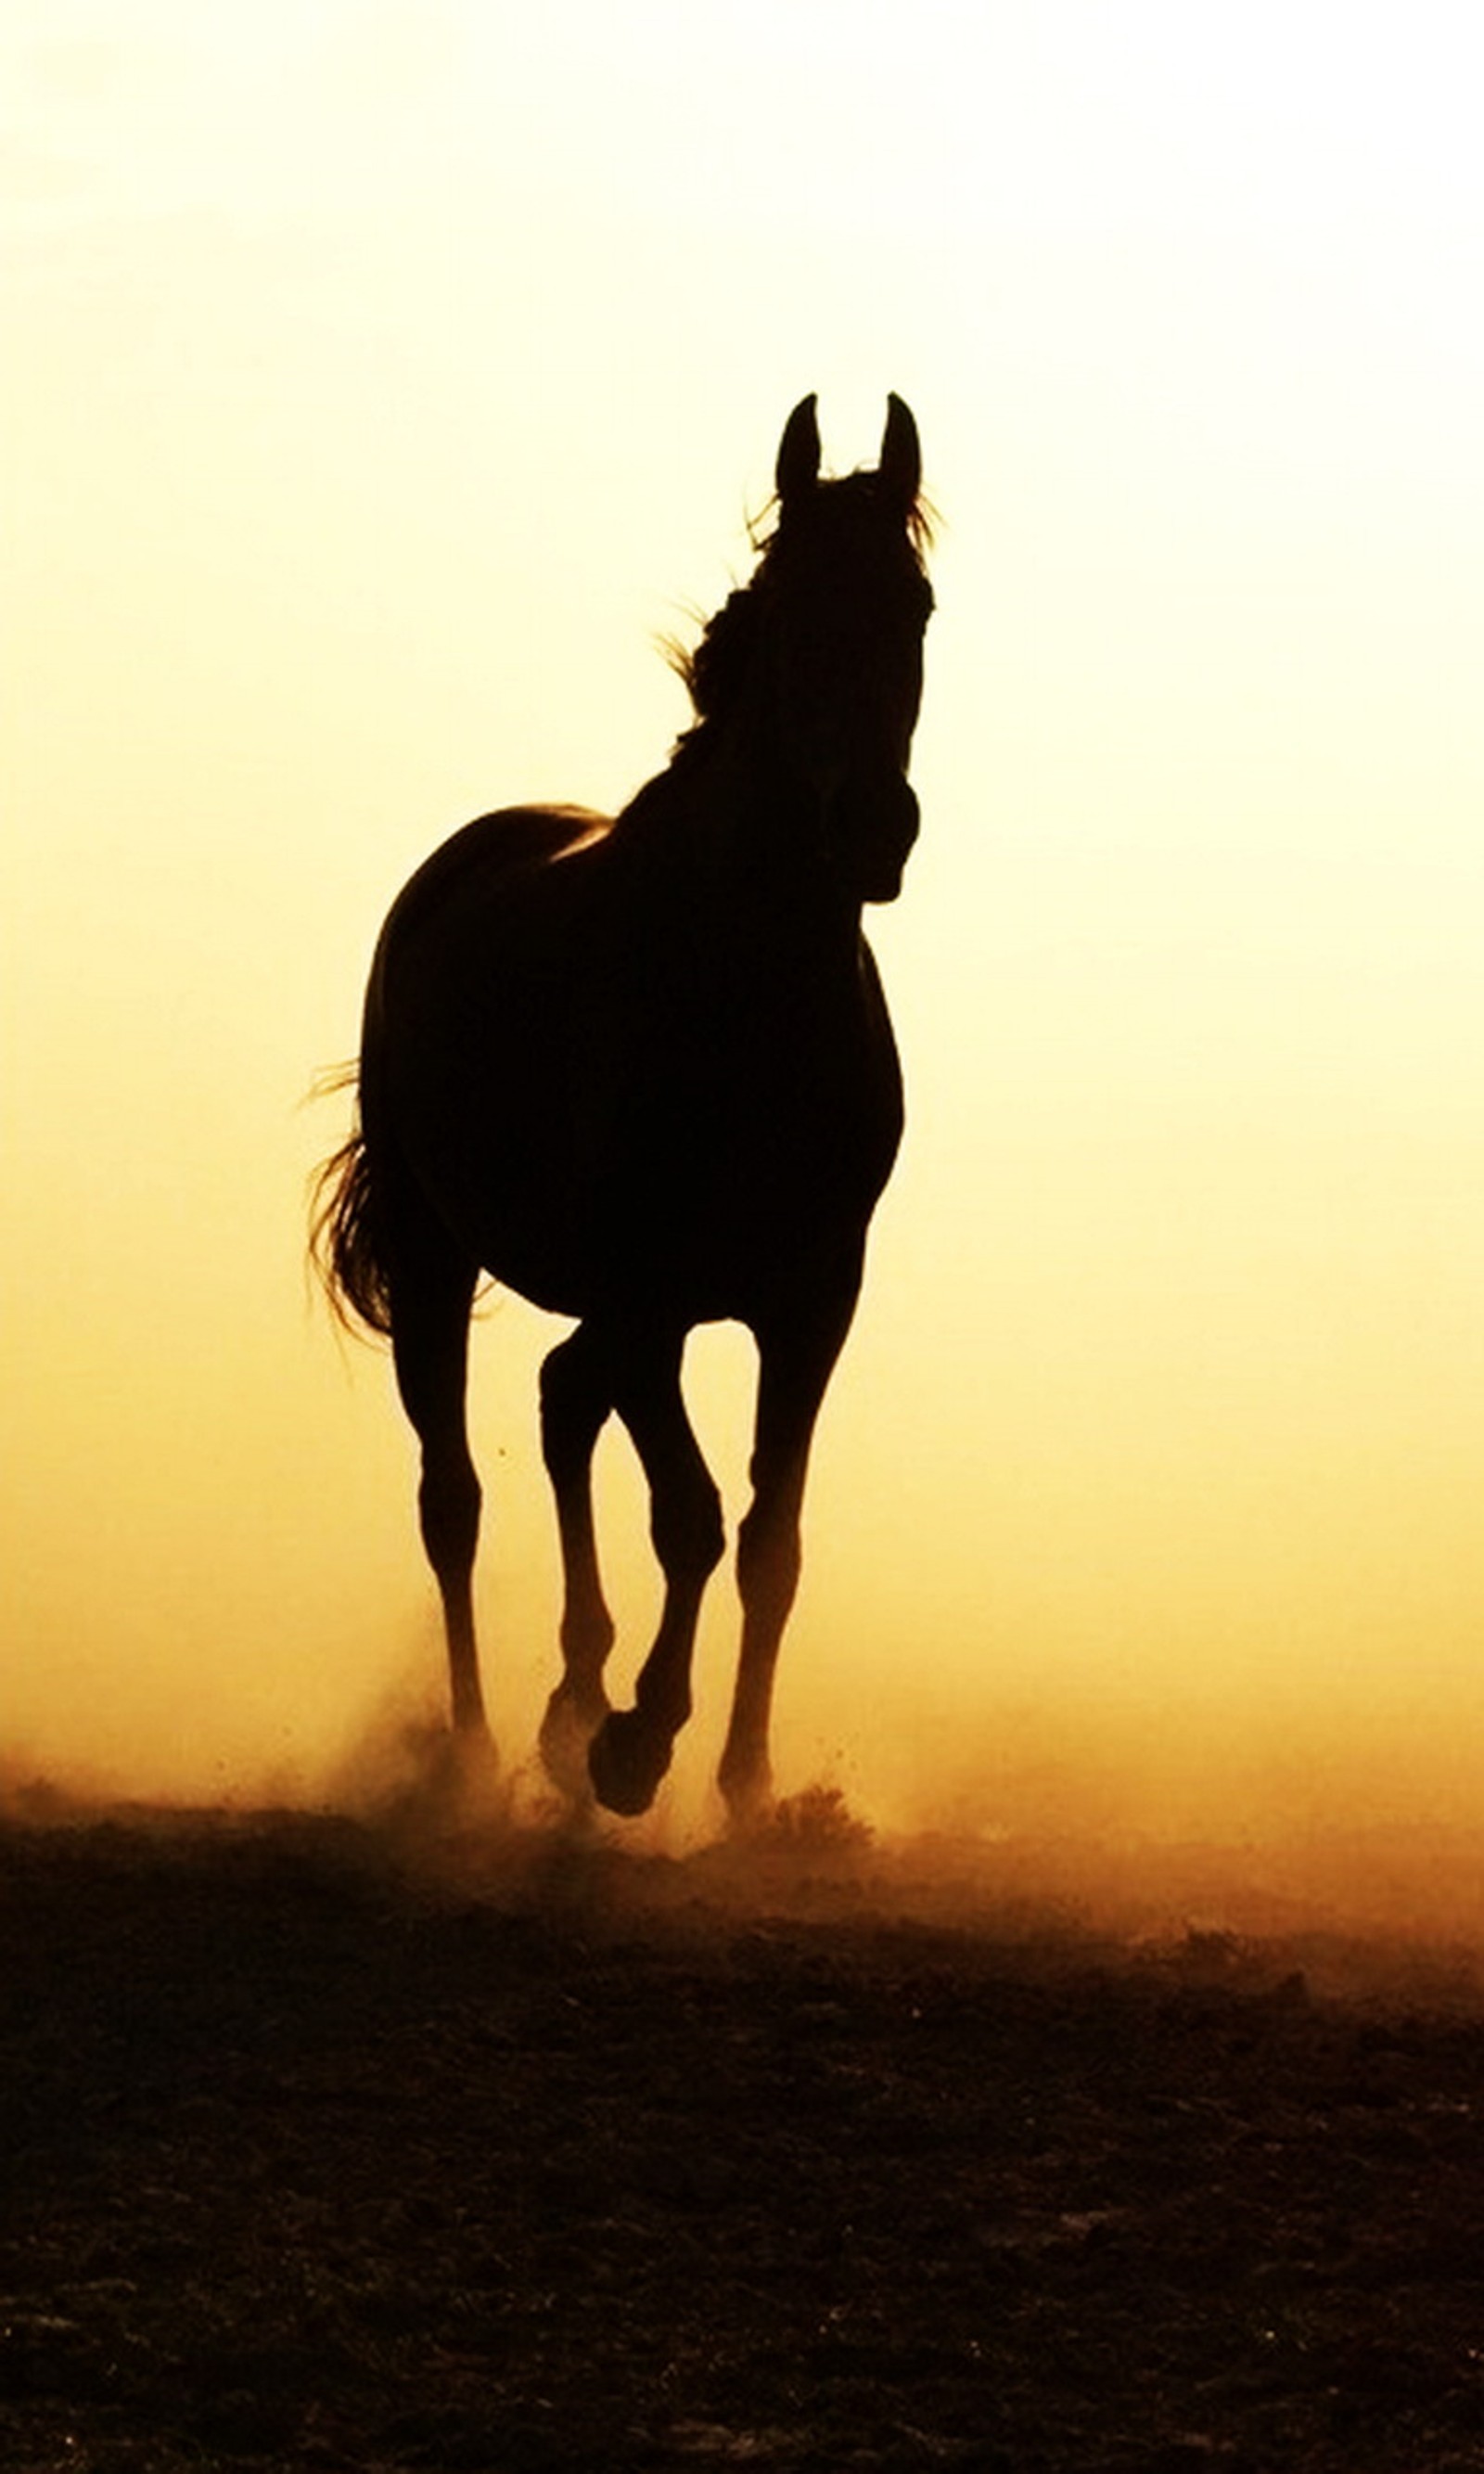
[8,3,1484,1880]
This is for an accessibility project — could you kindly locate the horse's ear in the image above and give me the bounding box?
[776,394,821,508]
[879,393,921,513]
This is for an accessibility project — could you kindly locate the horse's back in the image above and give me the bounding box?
[378,804,610,955]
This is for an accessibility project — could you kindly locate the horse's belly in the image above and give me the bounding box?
[395,1053,898,1326]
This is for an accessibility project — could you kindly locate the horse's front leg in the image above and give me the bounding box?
[586,1327,725,1817]
[719,1280,861,1823]
[537,1323,617,1795]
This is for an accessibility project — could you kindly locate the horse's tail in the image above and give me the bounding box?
[310,1077,396,1340]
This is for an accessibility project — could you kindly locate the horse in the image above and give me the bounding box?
[313,393,933,1821]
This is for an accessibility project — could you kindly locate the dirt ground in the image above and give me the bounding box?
[6,1788,1484,2473]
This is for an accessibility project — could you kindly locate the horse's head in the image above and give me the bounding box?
[764,392,934,904]
[671,395,933,904]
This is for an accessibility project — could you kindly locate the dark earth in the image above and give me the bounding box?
[6,1784,1484,2472]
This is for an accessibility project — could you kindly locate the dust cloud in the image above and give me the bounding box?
[12,1602,1484,1990]
[9,1270,1484,1965]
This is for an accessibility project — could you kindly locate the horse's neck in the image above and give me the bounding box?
[619,744,860,970]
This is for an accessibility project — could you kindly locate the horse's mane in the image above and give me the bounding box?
[666,471,935,762]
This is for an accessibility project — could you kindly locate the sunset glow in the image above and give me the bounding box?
[8,5,1484,1896]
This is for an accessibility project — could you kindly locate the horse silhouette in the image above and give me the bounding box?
[314,394,933,1819]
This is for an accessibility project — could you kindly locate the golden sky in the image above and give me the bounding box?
[8,2,1484,1850]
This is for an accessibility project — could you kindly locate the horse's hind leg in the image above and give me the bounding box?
[537,1324,617,1793]
[388,1241,488,1750]
[587,1327,725,1818]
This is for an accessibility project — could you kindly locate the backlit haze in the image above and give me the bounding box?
[8,4,1484,1915]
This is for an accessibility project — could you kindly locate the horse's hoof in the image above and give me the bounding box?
[372,1720,503,1833]
[722,1793,774,1841]
[588,1709,672,1817]
[451,1716,498,1764]
[718,1755,773,1834]
[538,1682,608,1800]
[442,1723,504,1807]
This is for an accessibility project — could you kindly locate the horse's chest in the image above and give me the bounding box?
[678,973,902,1214]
